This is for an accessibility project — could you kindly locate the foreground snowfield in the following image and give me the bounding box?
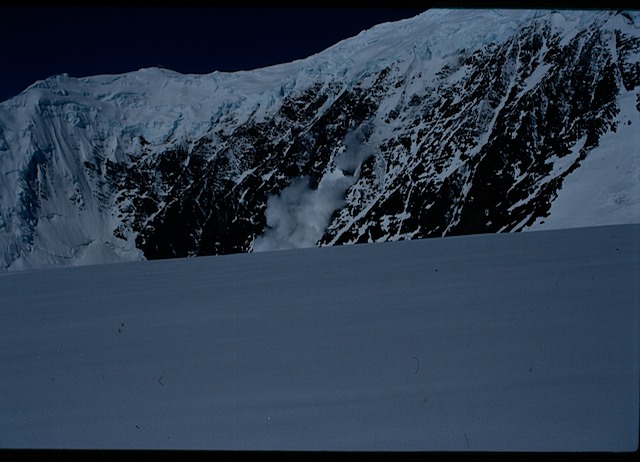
[0,224,638,451]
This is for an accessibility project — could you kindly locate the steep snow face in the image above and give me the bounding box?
[0,9,638,270]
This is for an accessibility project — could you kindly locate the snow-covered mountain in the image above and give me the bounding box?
[1,9,639,271]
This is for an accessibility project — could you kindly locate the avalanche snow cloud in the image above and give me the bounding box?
[0,9,639,270]
[253,125,376,252]
[252,172,353,252]
[0,224,638,451]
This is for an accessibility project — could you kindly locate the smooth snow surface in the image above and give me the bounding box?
[0,225,638,451]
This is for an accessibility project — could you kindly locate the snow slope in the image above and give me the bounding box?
[0,224,637,451]
[527,74,640,231]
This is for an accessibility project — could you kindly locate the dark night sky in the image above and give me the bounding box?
[0,7,429,103]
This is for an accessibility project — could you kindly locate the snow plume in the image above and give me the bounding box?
[336,123,376,176]
[253,126,376,252]
[252,171,353,252]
